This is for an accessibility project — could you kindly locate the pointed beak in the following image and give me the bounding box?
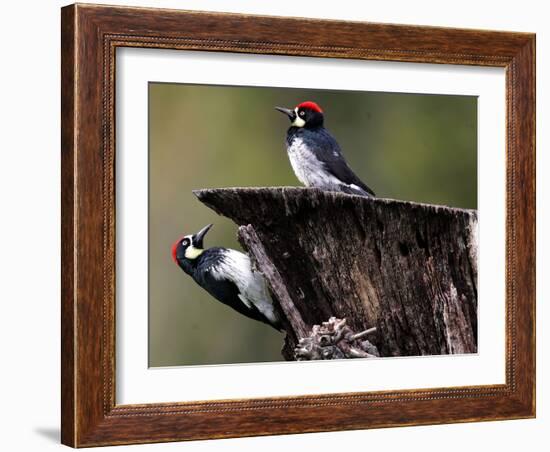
[275,106,295,121]
[193,223,213,248]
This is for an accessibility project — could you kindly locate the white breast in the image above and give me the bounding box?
[287,137,341,190]
[210,249,279,325]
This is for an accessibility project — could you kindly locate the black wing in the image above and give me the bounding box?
[195,269,275,328]
[309,128,376,196]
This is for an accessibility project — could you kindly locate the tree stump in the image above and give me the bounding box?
[195,187,478,360]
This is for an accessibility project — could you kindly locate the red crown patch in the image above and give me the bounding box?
[296,101,323,113]
[171,237,184,263]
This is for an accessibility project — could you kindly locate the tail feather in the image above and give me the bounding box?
[340,183,375,197]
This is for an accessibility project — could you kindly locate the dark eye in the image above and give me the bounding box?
[299,111,305,116]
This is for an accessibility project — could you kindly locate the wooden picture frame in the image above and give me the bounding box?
[61,3,535,447]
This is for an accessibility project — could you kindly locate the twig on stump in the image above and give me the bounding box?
[294,317,379,360]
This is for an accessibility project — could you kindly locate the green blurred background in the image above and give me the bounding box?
[148,82,477,367]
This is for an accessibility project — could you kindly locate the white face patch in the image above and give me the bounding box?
[292,107,306,128]
[185,246,204,259]
[182,234,204,260]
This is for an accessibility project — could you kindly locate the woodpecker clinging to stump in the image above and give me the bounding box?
[172,224,283,331]
[275,101,375,197]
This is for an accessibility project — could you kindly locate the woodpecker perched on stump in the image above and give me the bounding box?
[172,224,282,331]
[275,101,375,197]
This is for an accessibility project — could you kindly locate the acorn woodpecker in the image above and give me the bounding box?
[275,101,375,197]
[172,224,282,331]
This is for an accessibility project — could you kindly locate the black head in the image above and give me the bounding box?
[171,223,213,273]
[275,101,324,129]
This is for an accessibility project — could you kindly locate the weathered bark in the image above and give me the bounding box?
[195,187,478,360]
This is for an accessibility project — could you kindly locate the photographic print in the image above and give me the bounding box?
[148,83,477,367]
[62,5,535,445]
